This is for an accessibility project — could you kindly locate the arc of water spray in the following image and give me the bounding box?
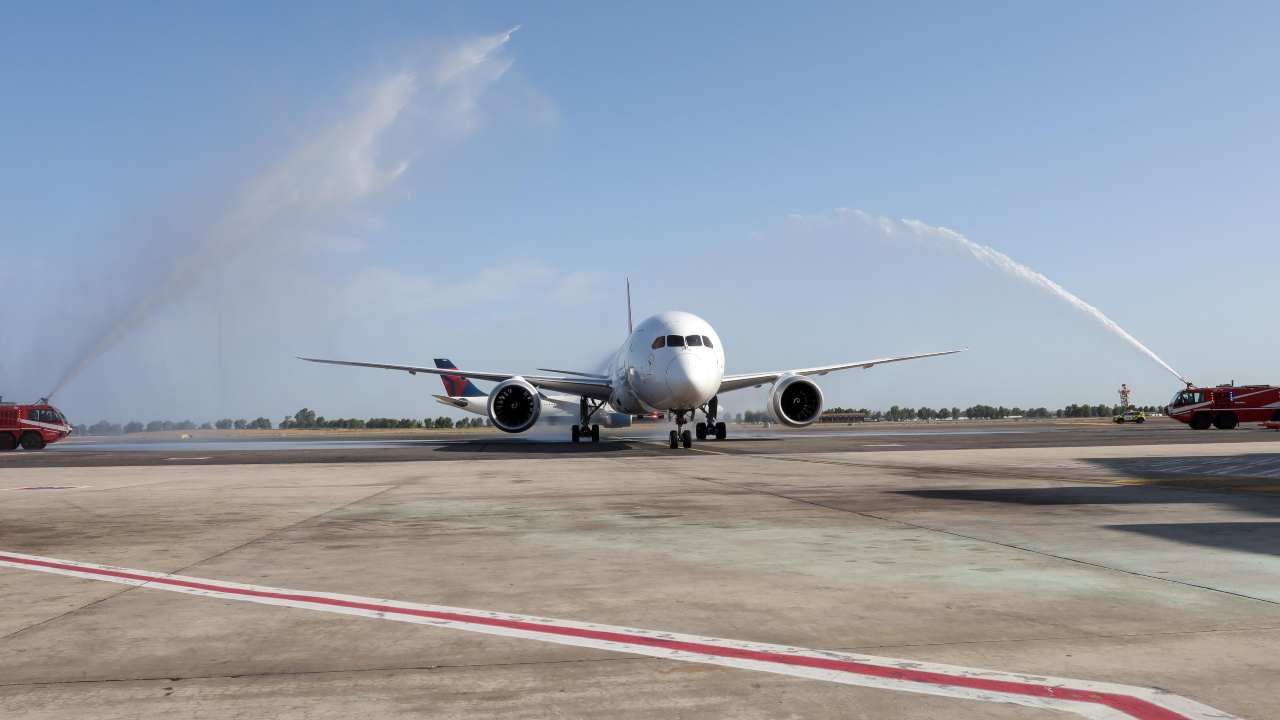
[843,210,1191,386]
[43,27,522,403]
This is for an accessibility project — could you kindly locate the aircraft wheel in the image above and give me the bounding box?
[681,430,692,449]
[20,432,46,450]
[1213,413,1238,430]
[695,422,707,440]
[0,433,16,451]
[714,421,727,440]
[571,425,581,443]
[1189,413,1212,430]
[1272,410,1280,422]
[669,430,679,449]
[591,424,600,443]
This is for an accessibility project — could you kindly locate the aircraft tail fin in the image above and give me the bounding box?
[433,359,486,397]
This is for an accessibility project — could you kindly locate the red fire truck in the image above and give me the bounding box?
[1166,385,1280,430]
[0,398,72,450]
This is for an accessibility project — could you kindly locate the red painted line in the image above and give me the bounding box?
[0,554,1188,720]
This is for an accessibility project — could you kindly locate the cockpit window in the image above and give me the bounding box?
[666,335,685,347]
[651,336,665,349]
[701,335,714,348]
[685,335,703,346]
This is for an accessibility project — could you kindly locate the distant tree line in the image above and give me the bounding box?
[72,409,491,436]
[733,402,1168,425]
[277,408,489,430]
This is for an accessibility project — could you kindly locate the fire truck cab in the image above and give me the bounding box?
[1166,385,1280,430]
[0,398,72,450]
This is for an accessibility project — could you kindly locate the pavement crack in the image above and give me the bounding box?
[0,656,646,688]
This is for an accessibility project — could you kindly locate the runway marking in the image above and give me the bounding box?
[0,551,1234,720]
[164,457,212,461]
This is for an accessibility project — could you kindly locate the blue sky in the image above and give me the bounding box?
[3,3,1277,422]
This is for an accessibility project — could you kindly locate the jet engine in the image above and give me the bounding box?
[767,374,824,427]
[488,378,542,433]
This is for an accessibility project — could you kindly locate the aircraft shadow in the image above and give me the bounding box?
[1085,454,1280,482]
[1105,521,1280,557]
[894,484,1280,518]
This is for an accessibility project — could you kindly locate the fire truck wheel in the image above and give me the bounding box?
[1189,413,1212,430]
[0,433,17,451]
[1273,410,1280,422]
[19,432,46,450]
[1212,413,1239,430]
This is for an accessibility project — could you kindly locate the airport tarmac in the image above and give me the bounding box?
[5,417,1279,468]
[2,421,1279,718]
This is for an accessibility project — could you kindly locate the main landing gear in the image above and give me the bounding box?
[571,397,602,444]
[695,396,727,442]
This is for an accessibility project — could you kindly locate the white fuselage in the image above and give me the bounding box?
[606,311,725,415]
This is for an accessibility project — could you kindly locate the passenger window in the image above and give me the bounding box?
[701,335,714,348]
[651,336,665,349]
[666,335,685,347]
[685,335,703,346]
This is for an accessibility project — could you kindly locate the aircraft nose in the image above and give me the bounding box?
[666,352,718,408]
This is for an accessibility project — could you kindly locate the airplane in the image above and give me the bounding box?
[300,284,962,449]
[430,358,723,434]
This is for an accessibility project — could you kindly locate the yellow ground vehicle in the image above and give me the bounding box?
[1113,409,1146,424]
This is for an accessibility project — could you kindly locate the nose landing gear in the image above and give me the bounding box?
[669,397,728,449]
[669,411,693,448]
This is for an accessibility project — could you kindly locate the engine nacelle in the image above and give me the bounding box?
[767,375,824,428]
[487,377,542,433]
[599,412,632,429]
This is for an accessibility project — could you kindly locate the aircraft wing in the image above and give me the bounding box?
[716,350,963,394]
[539,393,584,413]
[298,357,613,400]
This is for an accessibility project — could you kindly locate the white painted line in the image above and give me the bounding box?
[164,457,212,461]
[0,551,1235,720]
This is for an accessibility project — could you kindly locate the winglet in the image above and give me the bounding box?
[626,278,633,334]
